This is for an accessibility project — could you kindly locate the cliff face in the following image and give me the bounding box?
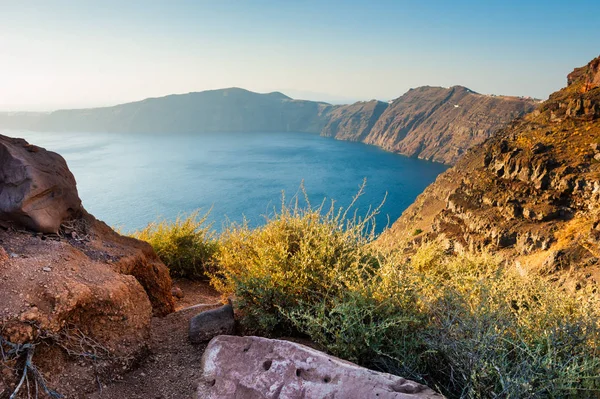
[324,86,537,165]
[382,56,600,283]
[321,100,389,141]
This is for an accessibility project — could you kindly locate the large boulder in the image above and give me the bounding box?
[0,134,82,233]
[197,335,443,399]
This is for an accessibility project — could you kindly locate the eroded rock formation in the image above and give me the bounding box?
[381,56,600,286]
[0,135,82,233]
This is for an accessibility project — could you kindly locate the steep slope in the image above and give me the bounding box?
[363,86,537,164]
[382,56,600,283]
[0,88,332,134]
[321,100,389,141]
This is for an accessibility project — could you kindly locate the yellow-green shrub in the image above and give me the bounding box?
[131,210,218,279]
[212,190,383,333]
[212,201,600,398]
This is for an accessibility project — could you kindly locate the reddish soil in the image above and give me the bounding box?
[87,279,223,399]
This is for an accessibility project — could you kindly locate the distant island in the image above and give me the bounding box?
[0,86,537,165]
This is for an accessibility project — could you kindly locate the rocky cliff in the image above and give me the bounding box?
[325,86,537,165]
[321,100,389,141]
[381,56,600,284]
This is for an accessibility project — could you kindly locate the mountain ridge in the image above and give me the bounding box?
[0,86,537,165]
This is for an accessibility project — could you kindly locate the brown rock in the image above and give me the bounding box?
[0,134,175,396]
[0,134,82,233]
[197,335,443,399]
[189,303,234,344]
[568,56,600,92]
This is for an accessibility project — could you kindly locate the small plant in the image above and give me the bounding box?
[413,228,423,236]
[131,209,218,279]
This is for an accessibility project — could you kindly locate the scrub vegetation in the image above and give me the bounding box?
[133,192,600,398]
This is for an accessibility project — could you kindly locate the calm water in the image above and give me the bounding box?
[10,131,448,234]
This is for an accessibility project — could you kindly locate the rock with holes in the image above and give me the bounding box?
[0,134,82,233]
[189,302,235,344]
[197,335,443,399]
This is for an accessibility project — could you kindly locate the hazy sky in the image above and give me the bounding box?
[1,0,599,111]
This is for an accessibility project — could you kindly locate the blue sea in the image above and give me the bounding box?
[10,131,448,234]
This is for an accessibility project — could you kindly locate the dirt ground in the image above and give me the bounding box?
[88,279,223,399]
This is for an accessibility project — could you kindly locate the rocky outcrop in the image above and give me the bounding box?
[197,335,443,399]
[567,56,600,92]
[382,56,600,282]
[0,135,82,233]
[321,100,389,141]
[0,135,175,397]
[188,302,235,344]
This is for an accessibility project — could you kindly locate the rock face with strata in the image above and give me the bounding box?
[0,135,175,397]
[381,56,600,286]
[321,100,389,141]
[364,86,536,164]
[197,335,443,399]
[0,134,82,233]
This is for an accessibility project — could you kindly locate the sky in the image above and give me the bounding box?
[0,0,599,111]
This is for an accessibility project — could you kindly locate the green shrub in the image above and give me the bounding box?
[409,244,600,397]
[212,184,383,334]
[131,209,219,279]
[212,194,600,398]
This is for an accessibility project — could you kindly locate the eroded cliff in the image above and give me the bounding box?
[381,56,600,285]
[326,86,537,165]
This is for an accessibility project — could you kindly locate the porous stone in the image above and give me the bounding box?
[197,335,443,399]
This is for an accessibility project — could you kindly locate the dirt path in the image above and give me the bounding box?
[88,279,223,399]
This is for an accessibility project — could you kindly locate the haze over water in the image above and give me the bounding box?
[12,131,448,234]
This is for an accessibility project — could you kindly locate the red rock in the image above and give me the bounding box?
[0,134,82,233]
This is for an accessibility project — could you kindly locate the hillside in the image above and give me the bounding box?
[325,86,537,164]
[381,56,600,284]
[321,99,389,141]
[0,88,332,134]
